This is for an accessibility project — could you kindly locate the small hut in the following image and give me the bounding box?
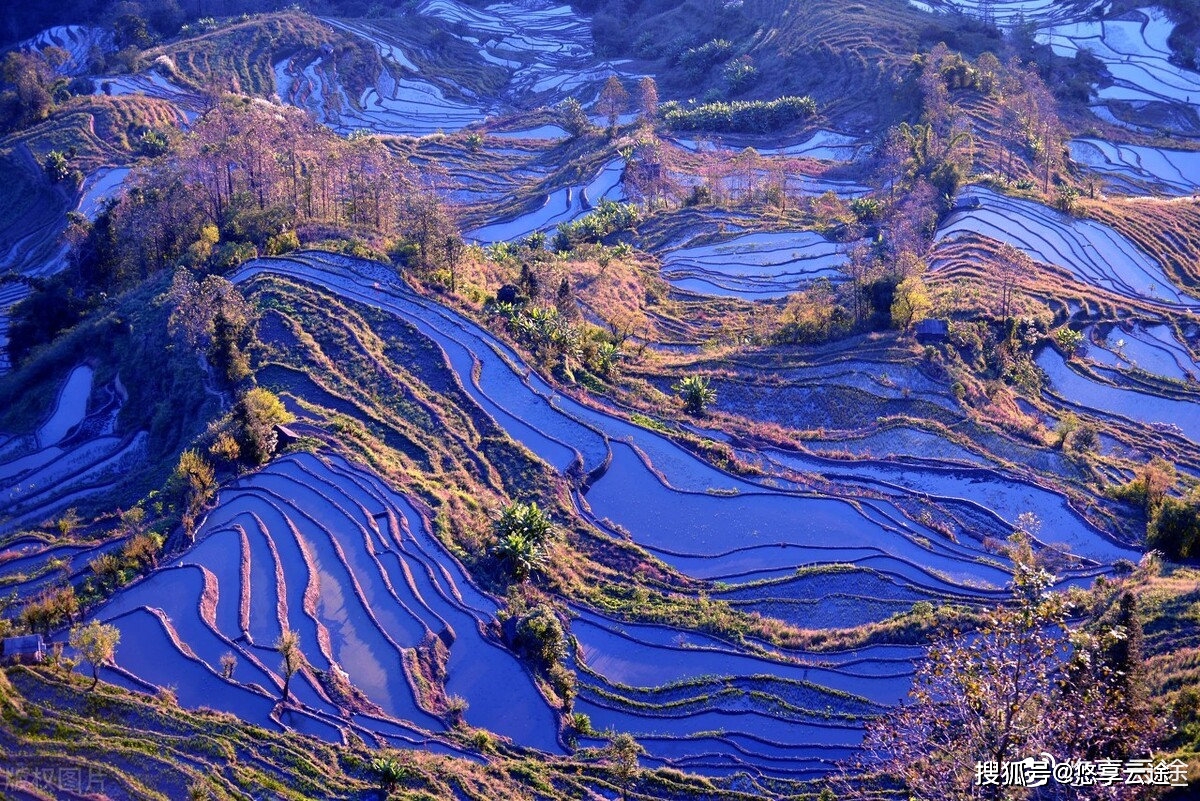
[914,318,949,344]
[273,424,302,448]
[2,634,46,665]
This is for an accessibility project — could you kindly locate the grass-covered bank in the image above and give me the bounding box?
[0,665,767,801]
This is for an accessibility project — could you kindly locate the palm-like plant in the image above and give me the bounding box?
[370,756,410,795]
[673,374,716,414]
[491,501,555,580]
[494,501,553,542]
[491,531,545,581]
[594,342,621,376]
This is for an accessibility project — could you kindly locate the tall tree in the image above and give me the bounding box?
[598,75,629,133]
[235,387,293,465]
[173,450,216,516]
[637,76,658,122]
[557,96,592,138]
[891,272,931,329]
[604,732,644,800]
[1052,591,1158,763]
[994,243,1029,319]
[0,51,55,131]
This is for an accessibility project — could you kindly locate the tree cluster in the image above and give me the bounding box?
[501,587,576,713]
[553,199,639,251]
[853,537,1160,799]
[167,269,253,386]
[1112,460,1200,562]
[486,256,626,384]
[71,98,453,296]
[0,50,97,133]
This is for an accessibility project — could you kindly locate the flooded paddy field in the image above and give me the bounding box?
[29,250,1121,782]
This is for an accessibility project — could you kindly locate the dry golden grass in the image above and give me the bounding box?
[929,233,1141,321]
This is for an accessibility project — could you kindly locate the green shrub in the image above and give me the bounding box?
[674,374,716,414]
[677,39,733,80]
[554,200,639,250]
[514,605,566,668]
[138,130,170,156]
[1055,327,1084,354]
[1148,493,1200,561]
[265,230,300,255]
[43,150,70,183]
[660,95,817,133]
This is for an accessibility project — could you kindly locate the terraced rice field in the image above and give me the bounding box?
[0,162,134,376]
[466,158,625,244]
[275,0,640,136]
[915,0,1200,135]
[568,606,914,778]
[40,250,1116,781]
[274,28,485,137]
[647,131,871,299]
[0,531,128,602]
[0,364,146,535]
[0,150,71,282]
[756,130,865,160]
[415,0,633,100]
[0,280,28,373]
[491,123,570,140]
[74,166,131,220]
[659,231,851,299]
[94,71,206,122]
[746,446,1134,565]
[1036,347,1200,444]
[671,130,865,161]
[9,0,1200,789]
[1070,138,1200,195]
[936,186,1200,308]
[1041,8,1200,112]
[913,0,1106,26]
[19,25,114,74]
[75,451,558,752]
[1082,320,1200,382]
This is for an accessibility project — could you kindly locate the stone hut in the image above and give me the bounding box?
[2,634,46,665]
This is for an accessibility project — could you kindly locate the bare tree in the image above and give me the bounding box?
[276,629,301,705]
[849,537,1159,800]
[995,243,1029,319]
[598,75,630,134]
[637,76,658,123]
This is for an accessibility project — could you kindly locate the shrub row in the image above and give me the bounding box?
[660,95,817,132]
